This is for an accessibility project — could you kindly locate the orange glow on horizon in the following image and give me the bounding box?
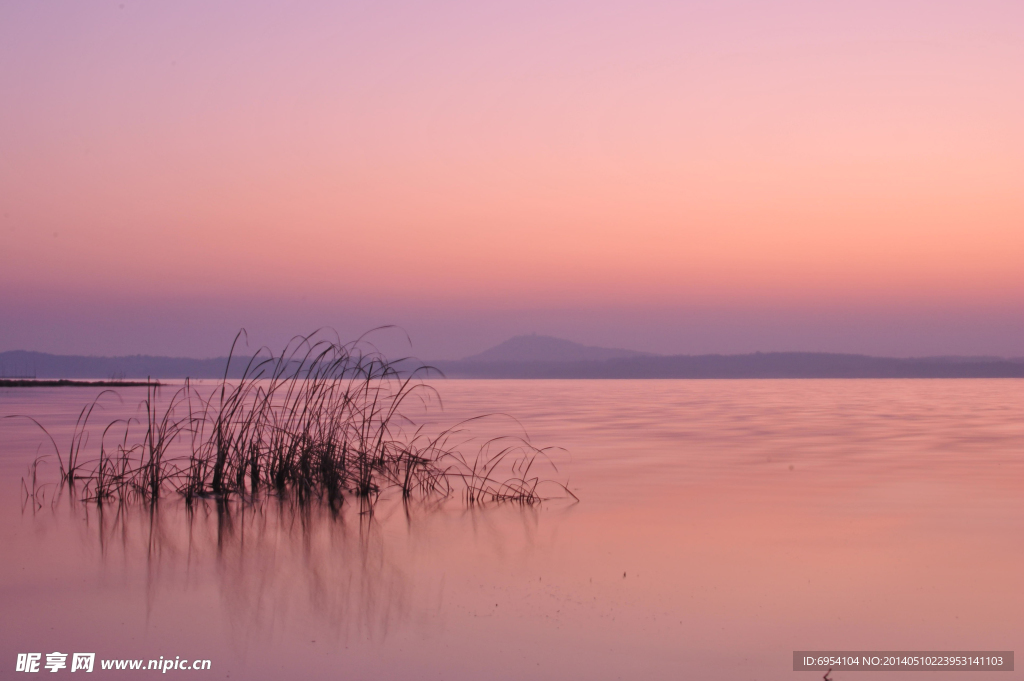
[1,1,1022,355]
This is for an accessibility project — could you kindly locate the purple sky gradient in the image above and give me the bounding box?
[1,1,1022,358]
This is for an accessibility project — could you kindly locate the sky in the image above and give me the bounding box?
[1,0,1022,359]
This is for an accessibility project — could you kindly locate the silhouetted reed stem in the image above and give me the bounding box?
[18,330,575,509]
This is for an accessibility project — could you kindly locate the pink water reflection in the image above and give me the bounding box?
[1,379,1022,680]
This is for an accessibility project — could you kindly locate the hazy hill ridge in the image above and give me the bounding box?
[435,351,1024,379]
[0,350,232,380]
[2,338,1023,380]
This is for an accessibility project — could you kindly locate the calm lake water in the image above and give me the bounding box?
[1,380,1022,680]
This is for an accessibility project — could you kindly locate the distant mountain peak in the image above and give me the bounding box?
[462,335,651,363]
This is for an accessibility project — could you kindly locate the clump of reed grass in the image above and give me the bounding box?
[18,330,575,510]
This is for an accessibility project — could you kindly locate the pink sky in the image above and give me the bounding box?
[1,1,1022,358]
